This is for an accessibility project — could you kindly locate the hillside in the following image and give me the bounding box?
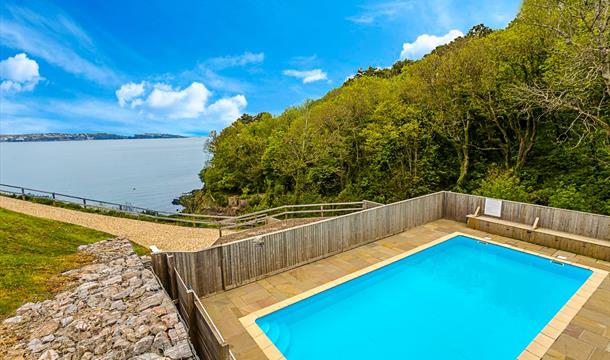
[0,208,110,316]
[0,133,185,142]
[183,0,610,215]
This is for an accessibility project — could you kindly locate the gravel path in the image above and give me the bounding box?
[0,196,222,251]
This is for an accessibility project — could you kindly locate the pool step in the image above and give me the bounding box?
[261,322,290,355]
[274,323,291,354]
[266,323,280,344]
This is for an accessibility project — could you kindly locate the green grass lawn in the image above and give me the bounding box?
[131,241,151,256]
[0,208,112,317]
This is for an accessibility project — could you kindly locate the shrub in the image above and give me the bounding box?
[547,183,591,212]
[474,168,531,202]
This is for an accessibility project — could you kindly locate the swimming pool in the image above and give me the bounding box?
[250,234,593,359]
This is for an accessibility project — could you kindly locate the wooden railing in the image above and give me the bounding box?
[217,201,368,234]
[0,183,228,226]
[0,183,373,235]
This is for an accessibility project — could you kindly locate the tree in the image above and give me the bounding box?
[186,0,610,216]
[407,34,494,187]
[517,0,610,135]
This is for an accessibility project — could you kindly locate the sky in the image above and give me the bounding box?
[0,0,522,136]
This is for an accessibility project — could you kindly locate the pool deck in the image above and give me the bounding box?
[200,219,610,360]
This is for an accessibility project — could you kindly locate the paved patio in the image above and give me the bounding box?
[200,219,610,359]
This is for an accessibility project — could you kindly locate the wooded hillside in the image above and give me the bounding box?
[184,0,610,215]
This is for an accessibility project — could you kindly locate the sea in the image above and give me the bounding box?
[0,137,208,212]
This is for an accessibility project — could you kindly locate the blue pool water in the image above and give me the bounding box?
[256,235,592,359]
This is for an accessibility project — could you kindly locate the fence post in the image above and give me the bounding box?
[321,205,324,217]
[219,343,231,360]
[151,252,170,291]
[83,198,87,209]
[167,255,178,300]
[21,187,25,200]
[186,289,197,339]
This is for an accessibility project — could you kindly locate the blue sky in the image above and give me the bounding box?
[0,0,522,135]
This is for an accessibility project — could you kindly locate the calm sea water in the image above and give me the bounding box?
[0,137,208,212]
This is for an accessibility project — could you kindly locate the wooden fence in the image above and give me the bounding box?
[217,201,366,234]
[443,192,610,240]
[1,183,370,235]
[152,191,609,359]
[153,192,445,297]
[151,254,232,360]
[156,191,609,298]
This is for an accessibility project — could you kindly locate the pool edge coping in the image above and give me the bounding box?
[238,231,609,360]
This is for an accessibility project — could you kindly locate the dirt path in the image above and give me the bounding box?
[0,196,222,251]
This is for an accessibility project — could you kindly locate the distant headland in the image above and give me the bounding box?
[0,133,186,142]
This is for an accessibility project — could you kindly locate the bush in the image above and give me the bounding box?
[474,168,531,202]
[547,183,591,212]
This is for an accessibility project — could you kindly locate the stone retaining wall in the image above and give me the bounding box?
[2,238,198,360]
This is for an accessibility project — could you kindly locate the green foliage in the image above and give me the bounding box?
[186,0,610,215]
[0,208,110,317]
[130,242,151,256]
[547,183,591,212]
[474,168,531,202]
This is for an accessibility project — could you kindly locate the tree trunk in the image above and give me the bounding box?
[456,119,471,187]
[456,146,469,188]
[514,115,537,172]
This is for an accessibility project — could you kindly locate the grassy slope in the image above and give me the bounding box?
[131,241,151,256]
[0,208,111,317]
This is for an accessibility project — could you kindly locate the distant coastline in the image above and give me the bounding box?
[0,133,186,142]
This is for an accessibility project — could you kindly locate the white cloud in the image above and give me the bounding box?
[207,52,265,69]
[115,82,146,107]
[0,97,141,134]
[0,3,120,85]
[283,69,328,84]
[1,86,247,134]
[145,83,211,119]
[400,29,463,60]
[204,95,247,125]
[115,81,247,124]
[347,1,414,24]
[0,53,41,93]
